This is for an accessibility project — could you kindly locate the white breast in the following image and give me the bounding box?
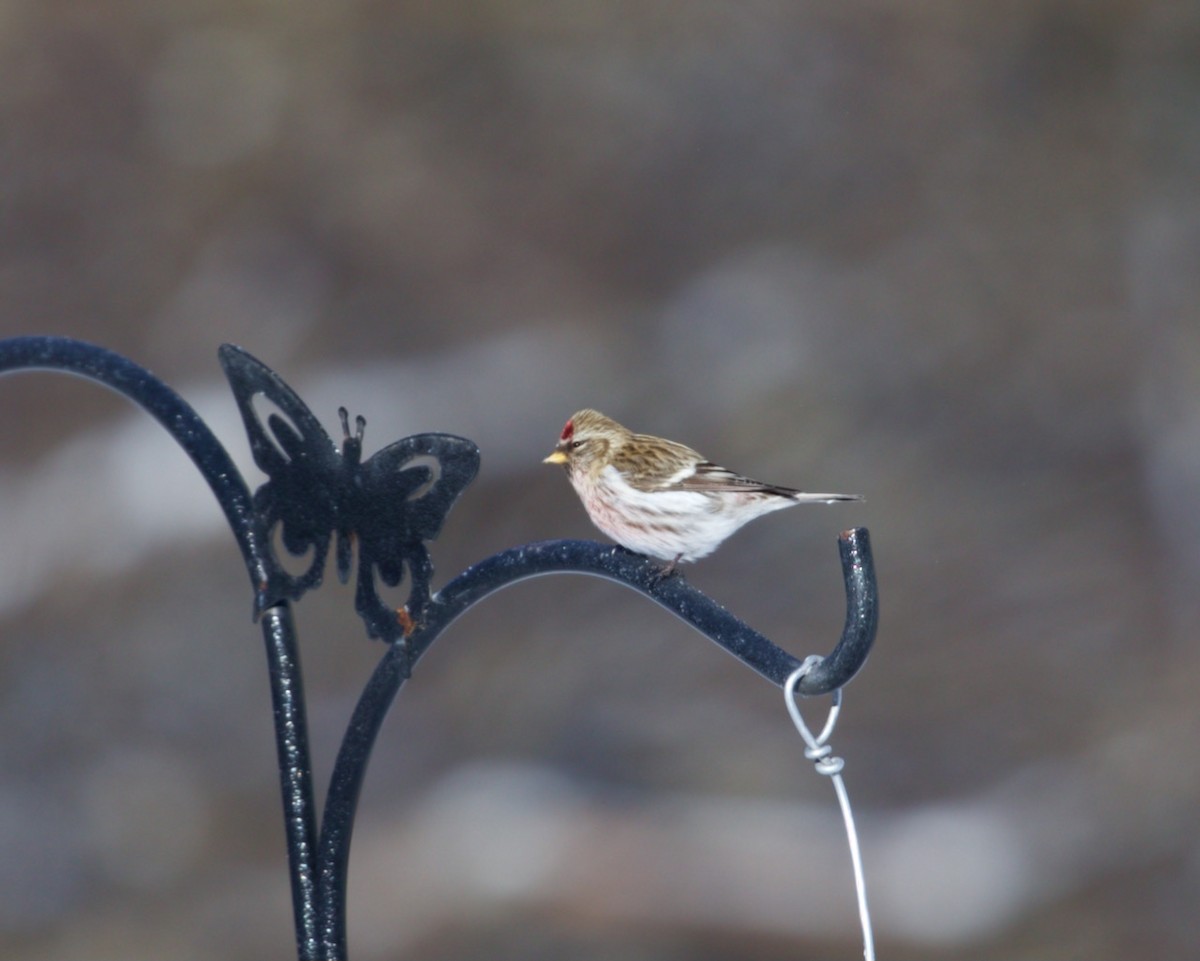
[569,464,794,562]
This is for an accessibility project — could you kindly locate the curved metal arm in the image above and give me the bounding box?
[0,336,274,597]
[0,335,879,961]
[313,531,877,956]
[424,533,877,694]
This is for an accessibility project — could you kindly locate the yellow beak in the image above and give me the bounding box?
[543,450,568,465]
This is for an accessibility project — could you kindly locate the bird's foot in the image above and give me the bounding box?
[648,554,683,587]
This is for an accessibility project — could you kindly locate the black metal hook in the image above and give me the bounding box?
[0,335,880,961]
[311,531,877,955]
[423,532,877,695]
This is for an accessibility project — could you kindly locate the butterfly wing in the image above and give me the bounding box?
[353,433,480,633]
[219,345,341,602]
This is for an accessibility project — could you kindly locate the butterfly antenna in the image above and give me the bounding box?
[335,407,368,443]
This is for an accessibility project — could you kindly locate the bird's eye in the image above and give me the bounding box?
[570,440,584,449]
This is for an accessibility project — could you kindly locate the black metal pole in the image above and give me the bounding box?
[261,604,322,960]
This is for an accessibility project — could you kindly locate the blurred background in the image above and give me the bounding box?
[1,0,1198,958]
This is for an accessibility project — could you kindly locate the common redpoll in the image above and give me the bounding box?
[543,409,860,571]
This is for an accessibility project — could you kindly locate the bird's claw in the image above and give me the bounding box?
[647,554,683,587]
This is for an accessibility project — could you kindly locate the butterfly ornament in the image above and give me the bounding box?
[219,345,480,647]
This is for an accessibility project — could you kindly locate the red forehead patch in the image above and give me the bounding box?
[560,418,575,441]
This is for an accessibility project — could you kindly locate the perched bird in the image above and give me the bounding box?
[543,409,860,572]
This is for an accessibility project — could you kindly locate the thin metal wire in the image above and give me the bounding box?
[785,660,876,961]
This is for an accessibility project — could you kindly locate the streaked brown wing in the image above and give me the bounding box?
[616,434,706,492]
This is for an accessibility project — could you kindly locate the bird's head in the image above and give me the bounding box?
[543,409,628,477]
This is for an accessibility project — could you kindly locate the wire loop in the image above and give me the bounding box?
[785,658,876,961]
